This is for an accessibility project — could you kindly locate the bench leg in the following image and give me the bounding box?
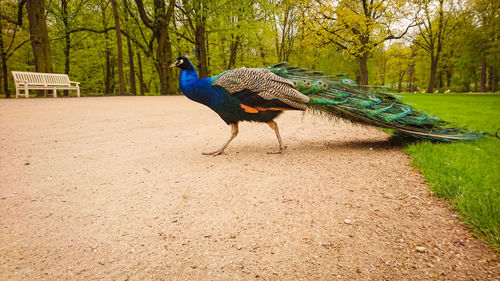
[53,88,57,98]
[24,87,29,98]
[16,88,19,98]
[77,87,80,97]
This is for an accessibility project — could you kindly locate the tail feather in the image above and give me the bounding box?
[266,63,484,142]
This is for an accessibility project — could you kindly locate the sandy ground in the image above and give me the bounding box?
[0,96,498,280]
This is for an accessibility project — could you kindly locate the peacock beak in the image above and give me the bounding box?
[169,62,177,68]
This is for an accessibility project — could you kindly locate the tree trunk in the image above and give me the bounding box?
[63,30,70,96]
[489,65,496,92]
[1,54,8,98]
[137,52,145,95]
[63,37,70,73]
[62,0,70,74]
[195,21,208,78]
[206,31,210,72]
[62,30,70,96]
[62,0,70,96]
[0,22,9,98]
[156,27,174,95]
[408,49,416,92]
[398,72,404,93]
[480,57,487,92]
[438,70,443,88]
[259,45,266,65]
[446,70,451,88]
[133,0,175,95]
[381,56,386,86]
[358,54,368,85]
[227,36,240,69]
[110,56,116,94]
[427,55,438,93]
[110,0,126,94]
[126,36,136,95]
[100,5,111,95]
[26,0,52,73]
[104,47,112,94]
[1,57,7,97]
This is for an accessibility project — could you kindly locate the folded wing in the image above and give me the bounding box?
[212,68,310,112]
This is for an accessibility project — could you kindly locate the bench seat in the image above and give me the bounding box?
[12,71,80,98]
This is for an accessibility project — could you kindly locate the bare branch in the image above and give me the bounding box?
[134,0,153,29]
[68,27,116,34]
[6,39,29,60]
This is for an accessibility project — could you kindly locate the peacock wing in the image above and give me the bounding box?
[212,68,310,111]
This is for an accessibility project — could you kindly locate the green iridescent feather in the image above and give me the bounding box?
[265,63,484,142]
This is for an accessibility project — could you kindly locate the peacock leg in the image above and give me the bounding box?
[203,123,239,156]
[266,121,285,154]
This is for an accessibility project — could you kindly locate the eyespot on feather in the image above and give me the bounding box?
[316,81,328,89]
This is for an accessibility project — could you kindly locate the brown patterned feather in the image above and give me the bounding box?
[213,68,310,110]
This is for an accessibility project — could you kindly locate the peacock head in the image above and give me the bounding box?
[169,56,195,71]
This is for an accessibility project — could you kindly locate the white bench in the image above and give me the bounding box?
[12,71,80,98]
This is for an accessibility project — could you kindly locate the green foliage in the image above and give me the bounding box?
[0,0,498,95]
[402,93,500,250]
[385,43,413,90]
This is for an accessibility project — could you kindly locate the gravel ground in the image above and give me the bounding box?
[0,96,498,280]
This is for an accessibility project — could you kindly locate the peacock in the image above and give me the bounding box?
[170,56,483,156]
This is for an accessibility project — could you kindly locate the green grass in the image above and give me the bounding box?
[399,93,500,250]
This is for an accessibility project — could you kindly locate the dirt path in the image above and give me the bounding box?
[0,96,497,280]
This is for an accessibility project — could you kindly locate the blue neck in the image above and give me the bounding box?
[179,69,199,101]
[179,69,199,91]
[179,69,225,108]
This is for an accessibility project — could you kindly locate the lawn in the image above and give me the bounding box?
[399,93,500,251]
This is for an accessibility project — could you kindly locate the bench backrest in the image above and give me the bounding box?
[12,71,71,86]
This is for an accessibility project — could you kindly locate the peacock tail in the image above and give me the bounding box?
[265,63,484,142]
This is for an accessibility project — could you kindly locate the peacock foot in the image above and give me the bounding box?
[267,148,284,155]
[202,150,225,156]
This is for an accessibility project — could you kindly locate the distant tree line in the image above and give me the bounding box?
[0,0,498,98]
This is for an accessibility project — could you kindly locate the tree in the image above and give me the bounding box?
[137,51,145,94]
[111,0,125,94]
[7,0,53,97]
[413,0,448,93]
[121,4,136,95]
[0,4,30,98]
[98,0,115,95]
[274,0,299,62]
[133,0,176,95]
[24,0,53,72]
[175,0,210,77]
[126,36,136,94]
[386,42,412,92]
[47,0,91,95]
[301,0,417,85]
[471,0,498,92]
